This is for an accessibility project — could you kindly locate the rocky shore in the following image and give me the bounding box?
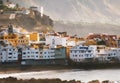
[0,77,112,83]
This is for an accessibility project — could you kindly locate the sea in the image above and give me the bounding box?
[0,69,120,82]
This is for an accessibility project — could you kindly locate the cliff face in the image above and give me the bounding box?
[0,10,53,32]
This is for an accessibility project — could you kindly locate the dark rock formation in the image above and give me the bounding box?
[0,77,113,83]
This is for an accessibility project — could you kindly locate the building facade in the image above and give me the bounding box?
[70,45,97,62]
[0,45,18,62]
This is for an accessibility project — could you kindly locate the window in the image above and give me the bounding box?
[81,50,84,53]
[31,55,34,57]
[44,52,46,54]
[40,56,43,58]
[36,52,38,54]
[23,56,26,58]
[9,53,12,55]
[40,52,42,54]
[74,51,77,53]
[9,49,11,51]
[8,57,12,58]
[88,50,91,53]
[85,54,89,57]
[23,52,26,55]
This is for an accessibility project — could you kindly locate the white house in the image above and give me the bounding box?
[7,3,16,8]
[39,48,55,59]
[45,36,68,48]
[70,44,120,62]
[67,40,76,46]
[70,45,97,62]
[0,45,18,62]
[96,47,120,62]
[22,47,39,60]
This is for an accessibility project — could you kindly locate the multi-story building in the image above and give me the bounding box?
[70,44,120,63]
[0,24,29,46]
[70,45,97,62]
[39,47,66,60]
[86,33,117,47]
[29,32,40,42]
[39,48,55,59]
[45,35,68,47]
[21,46,67,65]
[0,45,18,62]
[22,47,39,60]
[96,47,120,62]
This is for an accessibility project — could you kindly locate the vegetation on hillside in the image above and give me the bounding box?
[0,0,53,32]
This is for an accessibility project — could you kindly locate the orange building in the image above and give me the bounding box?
[29,32,40,41]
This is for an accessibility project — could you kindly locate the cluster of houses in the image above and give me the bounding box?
[70,45,120,63]
[0,24,120,65]
[0,0,120,66]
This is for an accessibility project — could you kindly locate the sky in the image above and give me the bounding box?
[10,0,120,25]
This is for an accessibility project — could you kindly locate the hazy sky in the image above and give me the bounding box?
[10,0,120,25]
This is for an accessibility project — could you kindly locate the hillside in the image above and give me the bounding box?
[9,0,120,36]
[54,21,120,37]
[10,0,120,25]
[0,7,53,32]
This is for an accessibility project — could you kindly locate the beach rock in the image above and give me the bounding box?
[102,80,109,83]
[88,80,100,83]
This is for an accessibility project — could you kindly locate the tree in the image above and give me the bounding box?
[97,40,106,45]
[0,0,3,5]
[16,3,19,8]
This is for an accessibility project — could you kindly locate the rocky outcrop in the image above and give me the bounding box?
[0,77,113,83]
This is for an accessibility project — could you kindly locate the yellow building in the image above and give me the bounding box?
[0,34,29,46]
[29,32,39,41]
